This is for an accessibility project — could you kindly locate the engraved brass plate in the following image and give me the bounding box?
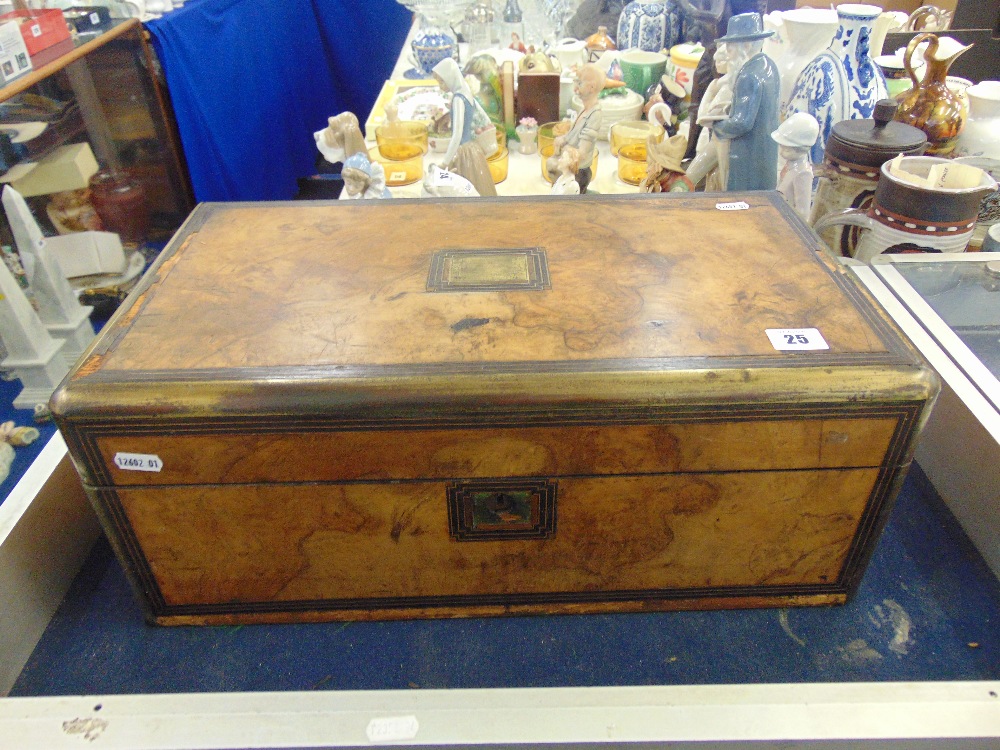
[447,479,557,541]
[427,248,550,292]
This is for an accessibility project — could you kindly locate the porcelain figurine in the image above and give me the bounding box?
[784,4,889,164]
[550,146,582,195]
[684,40,734,190]
[545,63,604,194]
[432,58,499,198]
[421,164,480,198]
[339,152,392,200]
[710,12,779,191]
[314,111,367,166]
[640,133,694,193]
[464,54,505,130]
[894,33,973,156]
[771,112,819,220]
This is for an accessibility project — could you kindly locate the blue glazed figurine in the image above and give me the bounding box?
[783,3,888,163]
[710,13,781,192]
[339,152,392,200]
[617,0,682,53]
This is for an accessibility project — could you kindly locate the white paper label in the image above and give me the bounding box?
[389,171,407,182]
[90,12,100,24]
[365,716,419,743]
[113,452,163,472]
[766,328,829,351]
[30,23,41,37]
[715,201,750,211]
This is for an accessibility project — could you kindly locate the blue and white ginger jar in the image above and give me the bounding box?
[410,29,457,79]
[617,0,681,53]
[784,3,887,163]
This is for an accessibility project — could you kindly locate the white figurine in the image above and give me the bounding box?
[431,58,498,198]
[771,112,820,220]
[339,152,392,200]
[314,111,367,166]
[550,146,582,195]
[685,42,733,191]
[421,164,480,198]
[546,63,604,194]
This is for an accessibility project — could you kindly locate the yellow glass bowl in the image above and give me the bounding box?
[375,120,429,161]
[539,145,598,185]
[537,120,571,157]
[609,119,664,157]
[495,123,507,150]
[368,146,422,187]
[616,141,649,186]
[487,145,509,184]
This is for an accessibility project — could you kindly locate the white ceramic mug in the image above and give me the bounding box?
[553,39,588,71]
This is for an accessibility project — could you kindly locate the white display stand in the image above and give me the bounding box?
[0,258,69,411]
[2,186,96,367]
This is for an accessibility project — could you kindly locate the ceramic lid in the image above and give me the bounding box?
[826,100,927,167]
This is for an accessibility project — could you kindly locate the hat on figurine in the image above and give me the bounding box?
[716,12,774,44]
[342,152,374,177]
[771,112,820,148]
[648,133,688,174]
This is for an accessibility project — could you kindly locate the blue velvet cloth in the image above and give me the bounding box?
[146,0,412,202]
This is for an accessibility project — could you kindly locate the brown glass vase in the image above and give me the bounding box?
[88,169,150,246]
[894,32,972,156]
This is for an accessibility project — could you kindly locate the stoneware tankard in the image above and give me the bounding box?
[813,155,998,263]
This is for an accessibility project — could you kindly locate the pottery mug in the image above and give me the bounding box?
[813,155,998,263]
[620,50,668,97]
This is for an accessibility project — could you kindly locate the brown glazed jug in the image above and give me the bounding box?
[894,32,972,155]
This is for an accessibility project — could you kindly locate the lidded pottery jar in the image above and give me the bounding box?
[894,32,973,155]
[585,26,616,62]
[88,169,150,247]
[810,99,927,257]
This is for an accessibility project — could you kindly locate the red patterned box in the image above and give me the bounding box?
[0,9,71,58]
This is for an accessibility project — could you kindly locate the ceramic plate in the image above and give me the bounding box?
[393,87,450,123]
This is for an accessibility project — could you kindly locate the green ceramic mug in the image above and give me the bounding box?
[620,50,668,96]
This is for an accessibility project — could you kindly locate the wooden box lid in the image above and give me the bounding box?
[53,193,936,422]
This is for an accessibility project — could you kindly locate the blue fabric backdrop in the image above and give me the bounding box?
[147,0,412,202]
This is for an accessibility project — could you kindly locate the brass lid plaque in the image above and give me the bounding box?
[427,247,551,292]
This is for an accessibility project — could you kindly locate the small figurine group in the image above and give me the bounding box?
[313,111,392,200]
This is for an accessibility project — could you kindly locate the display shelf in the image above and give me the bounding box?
[0,18,193,247]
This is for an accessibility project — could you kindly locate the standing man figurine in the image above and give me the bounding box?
[546,63,604,194]
[709,12,780,192]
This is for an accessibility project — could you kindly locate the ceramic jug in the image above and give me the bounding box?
[776,8,838,115]
[784,3,889,164]
[894,33,972,155]
[954,81,1000,160]
[552,38,588,71]
[813,155,997,263]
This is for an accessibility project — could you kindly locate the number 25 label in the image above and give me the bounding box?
[766,328,829,351]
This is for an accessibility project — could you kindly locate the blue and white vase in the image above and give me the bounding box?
[409,24,457,80]
[784,3,888,163]
[617,0,681,53]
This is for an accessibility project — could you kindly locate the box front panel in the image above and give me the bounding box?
[102,468,879,618]
[85,416,900,487]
